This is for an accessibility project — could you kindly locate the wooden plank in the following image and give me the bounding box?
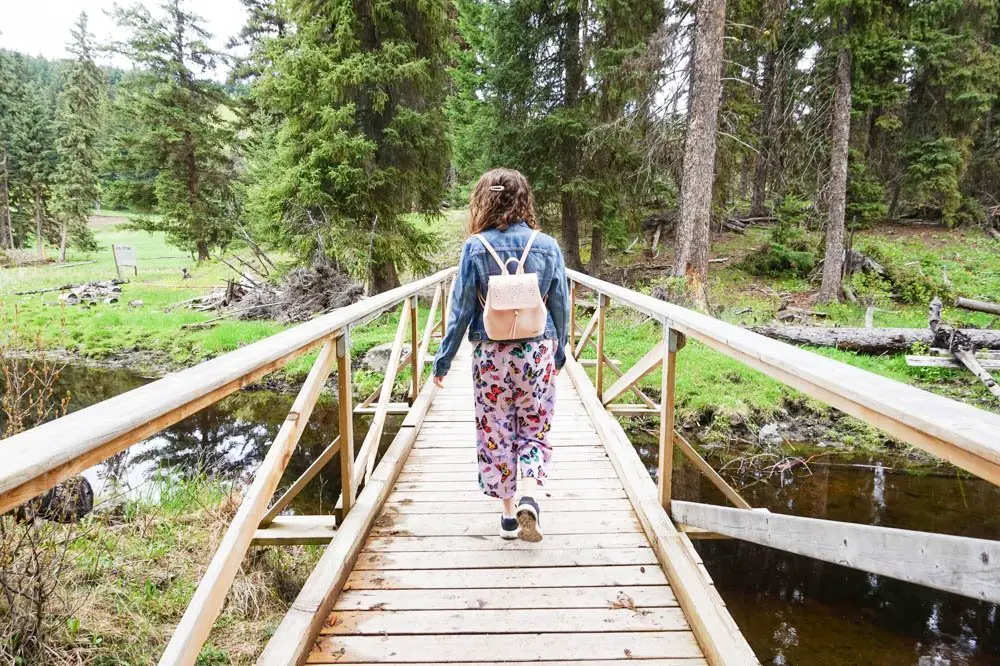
[0,267,456,517]
[345,566,668,590]
[308,632,704,663]
[396,466,618,481]
[253,515,337,545]
[413,435,601,448]
[333,585,678,611]
[671,500,1000,604]
[393,478,625,491]
[408,295,420,400]
[575,308,600,359]
[602,341,665,405]
[307,661,703,666]
[659,330,677,509]
[369,511,643,536]
[362,533,651,552]
[416,284,441,372]
[596,294,610,395]
[385,499,634,513]
[320,607,689,634]
[358,299,413,485]
[564,356,759,665]
[337,333,356,515]
[673,433,751,510]
[384,488,629,503]
[261,436,341,526]
[407,447,609,462]
[608,404,663,417]
[159,339,340,666]
[354,402,410,415]
[353,548,658,570]
[256,382,437,666]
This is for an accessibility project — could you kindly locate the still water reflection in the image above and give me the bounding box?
[4,363,999,665]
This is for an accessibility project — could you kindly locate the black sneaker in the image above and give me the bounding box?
[500,515,520,540]
[517,496,543,542]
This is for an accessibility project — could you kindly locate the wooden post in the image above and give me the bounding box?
[595,293,610,396]
[336,331,355,517]
[658,327,680,510]
[569,281,577,352]
[409,295,419,403]
[112,244,122,280]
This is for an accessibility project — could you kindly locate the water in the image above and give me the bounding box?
[4,362,999,664]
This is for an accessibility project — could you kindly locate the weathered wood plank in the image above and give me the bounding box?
[345,566,668,590]
[353,548,658,570]
[395,466,618,481]
[370,511,642,537]
[407,447,609,463]
[261,436,341,526]
[253,515,337,546]
[361,533,651,552]
[333,586,678,611]
[307,661,703,666]
[393,478,624,491]
[671,500,1000,603]
[321,607,689,634]
[384,499,634,513]
[385,488,628,502]
[602,341,666,405]
[308,632,704,663]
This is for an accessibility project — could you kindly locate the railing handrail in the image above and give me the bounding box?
[0,267,457,515]
[567,268,1000,486]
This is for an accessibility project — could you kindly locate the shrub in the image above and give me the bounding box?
[738,242,816,279]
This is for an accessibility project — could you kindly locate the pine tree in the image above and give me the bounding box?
[51,13,104,261]
[16,82,58,258]
[252,0,451,292]
[107,0,237,260]
[0,50,24,250]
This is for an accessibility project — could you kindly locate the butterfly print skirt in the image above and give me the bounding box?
[472,340,556,499]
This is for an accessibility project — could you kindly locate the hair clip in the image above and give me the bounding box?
[489,185,505,192]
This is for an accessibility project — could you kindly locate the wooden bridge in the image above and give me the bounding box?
[2,267,999,665]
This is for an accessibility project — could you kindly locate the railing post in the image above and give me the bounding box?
[409,294,419,403]
[569,281,577,352]
[658,326,680,510]
[595,293,610,396]
[336,330,355,517]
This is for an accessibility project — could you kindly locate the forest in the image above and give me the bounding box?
[2,0,998,303]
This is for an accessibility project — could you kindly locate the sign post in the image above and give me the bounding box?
[113,245,137,279]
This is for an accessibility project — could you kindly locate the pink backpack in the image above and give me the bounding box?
[475,230,548,341]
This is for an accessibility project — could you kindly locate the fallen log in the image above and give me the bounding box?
[906,355,1000,370]
[954,296,1000,317]
[749,325,1000,354]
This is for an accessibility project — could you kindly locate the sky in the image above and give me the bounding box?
[0,0,248,75]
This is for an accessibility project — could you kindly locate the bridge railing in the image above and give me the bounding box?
[566,268,1000,606]
[0,267,456,666]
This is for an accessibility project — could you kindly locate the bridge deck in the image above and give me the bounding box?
[306,344,709,665]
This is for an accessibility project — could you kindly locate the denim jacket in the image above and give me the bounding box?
[433,221,570,377]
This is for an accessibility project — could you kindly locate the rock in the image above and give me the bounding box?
[361,342,413,372]
[128,299,144,308]
[13,476,94,523]
[758,423,783,447]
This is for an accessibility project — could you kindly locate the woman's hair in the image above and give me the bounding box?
[468,168,539,234]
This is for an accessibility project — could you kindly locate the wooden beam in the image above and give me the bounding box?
[158,338,339,666]
[408,295,420,402]
[0,267,456,516]
[354,402,410,415]
[359,299,412,485]
[255,381,437,666]
[564,269,1000,487]
[906,356,1000,369]
[602,341,665,406]
[673,433,751,510]
[253,515,338,546]
[564,356,759,665]
[337,333,356,517]
[574,309,599,359]
[607,404,662,417]
[596,294,610,397]
[671,500,1000,604]
[658,330,677,509]
[569,280,577,351]
[416,284,442,371]
[260,436,341,526]
[578,329,658,409]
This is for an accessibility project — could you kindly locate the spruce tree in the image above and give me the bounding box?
[107,0,236,260]
[51,13,103,261]
[0,50,24,250]
[16,82,58,258]
[252,0,451,292]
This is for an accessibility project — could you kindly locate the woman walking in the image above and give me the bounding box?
[432,168,569,541]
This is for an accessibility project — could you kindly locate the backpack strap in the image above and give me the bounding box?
[516,230,540,274]
[474,234,509,275]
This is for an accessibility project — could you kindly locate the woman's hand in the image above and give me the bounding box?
[433,376,446,388]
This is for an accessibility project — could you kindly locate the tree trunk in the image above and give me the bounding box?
[59,221,68,262]
[559,0,584,272]
[749,48,778,218]
[371,259,400,294]
[0,149,12,250]
[674,0,727,309]
[588,220,604,274]
[196,240,210,261]
[34,190,46,259]
[817,46,853,303]
[750,325,1000,354]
